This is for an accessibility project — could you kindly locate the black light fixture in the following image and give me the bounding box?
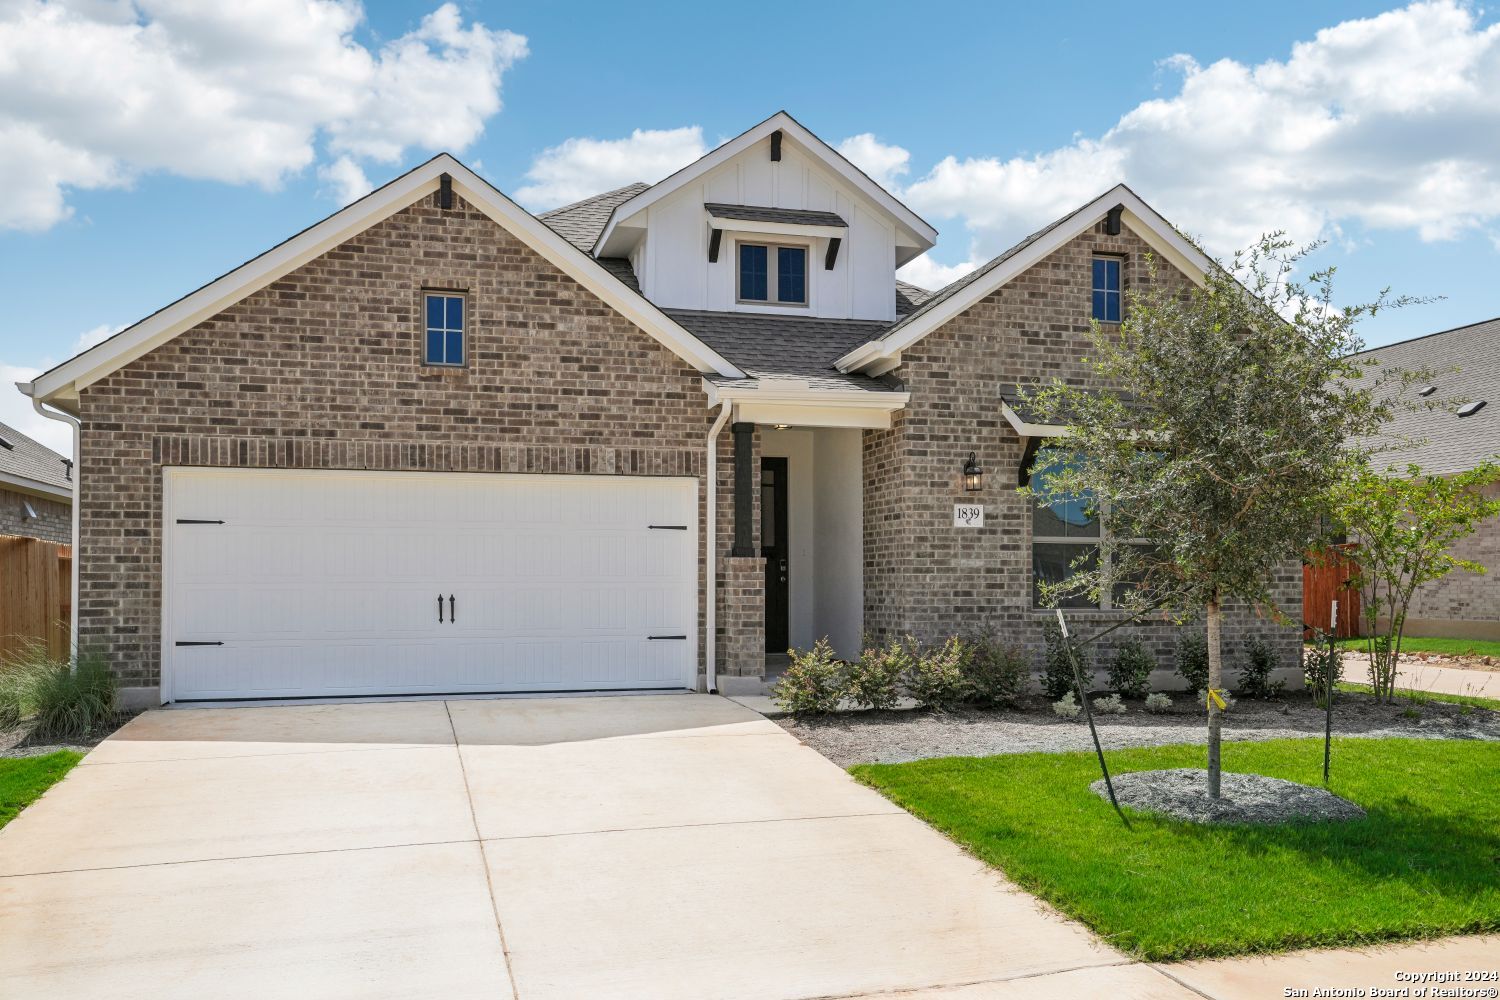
[962,451,984,493]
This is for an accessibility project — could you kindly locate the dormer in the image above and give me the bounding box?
[593,112,936,322]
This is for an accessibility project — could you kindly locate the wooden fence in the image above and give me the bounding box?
[1303,544,1361,640]
[0,534,72,663]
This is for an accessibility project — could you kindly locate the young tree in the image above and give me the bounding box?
[1024,235,1422,798]
[1328,463,1500,701]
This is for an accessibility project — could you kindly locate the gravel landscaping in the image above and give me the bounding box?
[780,689,1500,767]
[1093,768,1367,826]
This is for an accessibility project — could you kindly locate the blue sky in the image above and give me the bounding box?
[3,0,1498,453]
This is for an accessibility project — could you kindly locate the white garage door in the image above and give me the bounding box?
[163,468,698,702]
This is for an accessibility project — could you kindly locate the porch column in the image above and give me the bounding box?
[731,422,756,556]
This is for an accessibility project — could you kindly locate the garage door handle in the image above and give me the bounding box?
[647,635,687,640]
[437,594,444,623]
[449,594,455,623]
[648,524,687,530]
[175,641,223,647]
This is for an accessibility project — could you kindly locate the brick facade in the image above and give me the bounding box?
[863,221,1303,687]
[0,487,71,543]
[1403,482,1500,639]
[76,191,751,693]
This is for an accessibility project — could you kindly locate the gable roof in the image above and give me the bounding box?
[837,184,1215,372]
[538,182,650,252]
[1355,316,1500,476]
[22,158,744,410]
[0,419,72,500]
[592,111,937,264]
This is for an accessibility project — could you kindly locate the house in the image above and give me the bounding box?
[19,111,1299,707]
[1355,317,1500,640]
[0,419,72,543]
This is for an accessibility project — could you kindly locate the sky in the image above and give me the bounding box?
[2,0,1498,456]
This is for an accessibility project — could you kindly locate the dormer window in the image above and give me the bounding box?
[738,242,808,306]
[1091,255,1122,323]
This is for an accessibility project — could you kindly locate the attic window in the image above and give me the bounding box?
[1458,400,1487,417]
[1091,256,1122,323]
[423,292,466,366]
[738,242,807,306]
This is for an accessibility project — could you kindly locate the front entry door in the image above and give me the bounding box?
[761,457,789,653]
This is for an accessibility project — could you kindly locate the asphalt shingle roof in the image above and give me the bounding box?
[1355,317,1500,475]
[536,182,650,252]
[704,203,847,228]
[0,419,72,493]
[664,310,900,392]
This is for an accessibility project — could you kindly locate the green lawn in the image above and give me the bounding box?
[1321,635,1500,658]
[1336,681,1500,712]
[0,751,82,830]
[852,739,1500,961]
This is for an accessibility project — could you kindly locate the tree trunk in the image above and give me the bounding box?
[1206,597,1223,799]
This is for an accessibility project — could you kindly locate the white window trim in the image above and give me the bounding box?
[735,239,811,308]
[422,290,467,367]
[1091,253,1123,324]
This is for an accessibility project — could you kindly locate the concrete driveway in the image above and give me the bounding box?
[0,694,1183,1000]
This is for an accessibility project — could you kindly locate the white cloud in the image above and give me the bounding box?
[897,253,982,291]
[74,322,125,353]
[1,365,72,457]
[837,133,910,190]
[0,1,528,230]
[881,1,1500,283]
[514,127,706,211]
[318,156,372,205]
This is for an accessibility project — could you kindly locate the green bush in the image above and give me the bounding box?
[964,632,1030,709]
[845,636,910,711]
[1175,631,1209,692]
[770,638,844,716]
[1238,636,1286,700]
[1040,619,1084,700]
[1107,637,1156,699]
[904,635,971,711]
[1092,693,1127,715]
[1304,638,1343,707]
[1051,691,1080,720]
[0,645,118,741]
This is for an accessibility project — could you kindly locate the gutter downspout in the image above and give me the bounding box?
[704,401,732,694]
[29,395,81,662]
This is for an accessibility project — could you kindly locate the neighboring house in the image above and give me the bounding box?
[0,419,72,543]
[1356,317,1500,640]
[20,111,1298,707]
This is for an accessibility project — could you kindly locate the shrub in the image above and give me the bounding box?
[1052,691,1081,720]
[0,645,118,741]
[1092,693,1127,715]
[1304,639,1343,707]
[771,638,844,716]
[845,636,909,711]
[1238,637,1286,700]
[1144,692,1173,714]
[964,632,1030,709]
[1040,619,1086,700]
[1107,637,1155,699]
[904,635,971,711]
[1175,631,1209,692]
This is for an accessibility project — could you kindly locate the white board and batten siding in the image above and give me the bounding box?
[636,141,898,321]
[162,468,698,702]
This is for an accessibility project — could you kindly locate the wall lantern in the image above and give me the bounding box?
[962,452,984,493]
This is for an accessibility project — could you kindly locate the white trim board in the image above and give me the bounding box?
[836,185,1215,373]
[23,154,745,410]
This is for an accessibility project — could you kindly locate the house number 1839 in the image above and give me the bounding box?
[953,504,985,528]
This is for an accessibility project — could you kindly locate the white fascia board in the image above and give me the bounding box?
[594,111,937,259]
[27,156,742,405]
[702,378,909,429]
[1000,401,1070,439]
[0,469,72,502]
[835,185,1215,373]
[713,219,846,240]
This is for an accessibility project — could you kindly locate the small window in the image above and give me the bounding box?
[738,242,808,305]
[423,292,465,366]
[1091,256,1121,323]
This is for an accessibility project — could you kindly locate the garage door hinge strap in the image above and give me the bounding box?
[174,641,224,647]
[176,519,225,524]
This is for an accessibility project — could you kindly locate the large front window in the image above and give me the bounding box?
[1030,450,1147,610]
[739,242,808,305]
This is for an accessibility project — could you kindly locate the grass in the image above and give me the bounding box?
[0,751,82,831]
[1317,636,1500,658]
[851,738,1500,961]
[1336,681,1500,712]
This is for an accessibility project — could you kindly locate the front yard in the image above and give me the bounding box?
[0,751,81,830]
[852,738,1500,961]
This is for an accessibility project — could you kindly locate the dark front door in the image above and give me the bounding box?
[761,457,789,653]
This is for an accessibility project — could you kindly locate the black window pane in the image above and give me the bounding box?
[760,483,776,547]
[1032,544,1100,608]
[777,246,806,303]
[740,244,768,300]
[1111,544,1155,606]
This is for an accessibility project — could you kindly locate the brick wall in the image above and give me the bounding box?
[77,191,754,692]
[0,487,71,543]
[717,556,765,679]
[1403,481,1500,639]
[864,220,1303,687]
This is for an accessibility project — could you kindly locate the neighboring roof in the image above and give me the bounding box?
[22,156,744,409]
[1355,316,1500,475]
[593,111,937,264]
[705,203,847,228]
[836,184,1216,373]
[895,280,935,316]
[665,310,898,393]
[537,182,650,252]
[0,419,72,500]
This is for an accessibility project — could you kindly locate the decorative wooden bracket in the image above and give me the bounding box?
[824,237,841,271]
[708,227,722,263]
